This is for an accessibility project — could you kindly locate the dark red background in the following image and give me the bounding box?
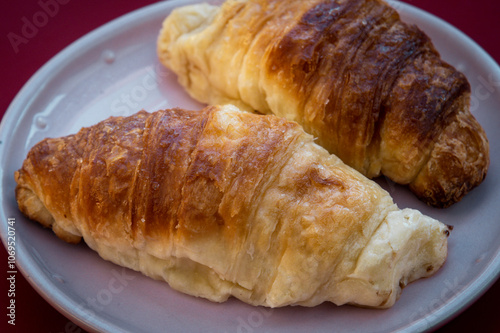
[1,1,499,332]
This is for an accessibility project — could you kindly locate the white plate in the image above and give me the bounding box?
[1,0,499,332]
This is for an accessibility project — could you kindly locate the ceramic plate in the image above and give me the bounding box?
[1,0,499,332]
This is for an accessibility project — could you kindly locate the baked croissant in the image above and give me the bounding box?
[157,0,490,208]
[15,105,450,308]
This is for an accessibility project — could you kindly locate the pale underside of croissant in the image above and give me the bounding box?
[15,105,450,308]
[157,0,490,208]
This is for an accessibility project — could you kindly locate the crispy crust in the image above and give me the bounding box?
[157,0,489,207]
[15,105,449,308]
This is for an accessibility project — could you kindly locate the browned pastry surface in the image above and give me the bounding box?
[15,105,450,308]
[157,0,490,207]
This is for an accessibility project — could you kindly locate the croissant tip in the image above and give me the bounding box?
[413,165,488,208]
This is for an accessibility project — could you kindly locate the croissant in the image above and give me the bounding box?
[15,105,450,308]
[157,0,490,208]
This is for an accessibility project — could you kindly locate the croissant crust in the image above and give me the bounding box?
[15,105,450,308]
[157,0,490,207]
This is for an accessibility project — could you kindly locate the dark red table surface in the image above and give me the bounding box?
[1,1,499,332]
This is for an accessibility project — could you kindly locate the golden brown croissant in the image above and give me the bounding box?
[15,105,450,308]
[157,0,490,208]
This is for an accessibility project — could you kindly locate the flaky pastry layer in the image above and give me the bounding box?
[16,105,450,308]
